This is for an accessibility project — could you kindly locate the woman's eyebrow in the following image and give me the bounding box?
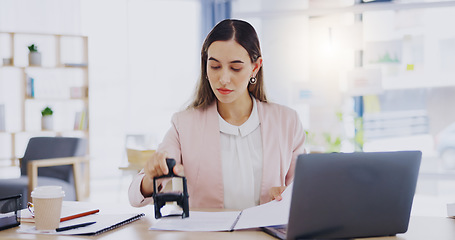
[208,57,244,64]
[208,57,219,62]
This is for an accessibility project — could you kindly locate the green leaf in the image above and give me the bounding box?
[41,106,53,116]
[28,44,38,52]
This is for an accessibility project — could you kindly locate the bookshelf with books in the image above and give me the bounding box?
[0,32,89,166]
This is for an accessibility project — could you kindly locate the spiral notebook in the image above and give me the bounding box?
[19,213,145,235]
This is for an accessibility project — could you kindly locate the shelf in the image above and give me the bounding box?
[25,65,88,69]
[0,131,15,134]
[0,130,88,135]
[25,98,88,102]
[0,31,90,167]
[1,65,88,69]
[63,63,88,68]
[381,74,455,90]
[234,1,455,18]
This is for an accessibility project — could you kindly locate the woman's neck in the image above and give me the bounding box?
[217,94,253,126]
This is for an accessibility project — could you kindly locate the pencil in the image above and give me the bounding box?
[56,221,96,232]
[60,209,100,222]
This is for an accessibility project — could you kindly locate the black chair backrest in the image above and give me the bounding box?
[20,137,87,183]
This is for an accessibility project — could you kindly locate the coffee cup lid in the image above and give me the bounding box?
[31,186,65,198]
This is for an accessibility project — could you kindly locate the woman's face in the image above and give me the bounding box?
[206,39,261,105]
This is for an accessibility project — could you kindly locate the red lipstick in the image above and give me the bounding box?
[217,88,233,95]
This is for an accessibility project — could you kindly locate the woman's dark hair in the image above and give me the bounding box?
[190,19,267,109]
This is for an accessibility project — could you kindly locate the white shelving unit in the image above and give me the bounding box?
[0,32,89,166]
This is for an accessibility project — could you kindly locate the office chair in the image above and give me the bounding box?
[0,137,88,208]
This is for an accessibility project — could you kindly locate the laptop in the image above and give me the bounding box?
[262,151,422,239]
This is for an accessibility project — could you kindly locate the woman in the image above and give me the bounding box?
[129,19,306,209]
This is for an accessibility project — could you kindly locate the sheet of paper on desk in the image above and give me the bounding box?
[447,202,455,218]
[150,183,293,231]
[149,211,241,231]
[234,182,292,229]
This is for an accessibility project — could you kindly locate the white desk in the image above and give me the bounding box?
[1,202,454,240]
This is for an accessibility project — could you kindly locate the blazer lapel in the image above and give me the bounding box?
[257,100,283,204]
[193,103,224,208]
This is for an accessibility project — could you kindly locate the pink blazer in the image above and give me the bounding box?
[129,99,306,208]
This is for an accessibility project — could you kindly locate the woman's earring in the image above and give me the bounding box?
[249,76,257,85]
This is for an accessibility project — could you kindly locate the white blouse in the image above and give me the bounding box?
[219,99,263,210]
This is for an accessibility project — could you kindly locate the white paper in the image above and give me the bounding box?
[235,182,292,229]
[0,212,15,218]
[150,211,241,231]
[149,183,293,231]
[447,202,455,218]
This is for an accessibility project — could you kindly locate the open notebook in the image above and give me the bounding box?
[18,213,144,235]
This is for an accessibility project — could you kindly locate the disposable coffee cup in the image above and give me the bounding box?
[31,186,65,230]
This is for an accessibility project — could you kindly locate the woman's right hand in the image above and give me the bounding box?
[140,151,184,197]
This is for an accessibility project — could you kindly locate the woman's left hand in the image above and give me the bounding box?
[269,186,287,201]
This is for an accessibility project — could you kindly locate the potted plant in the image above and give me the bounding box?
[41,106,53,130]
[28,44,41,66]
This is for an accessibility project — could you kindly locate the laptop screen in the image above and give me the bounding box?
[284,151,421,239]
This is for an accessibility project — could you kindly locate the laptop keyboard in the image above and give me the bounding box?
[262,225,288,239]
[274,225,287,234]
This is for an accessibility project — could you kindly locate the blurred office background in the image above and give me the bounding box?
[1,0,455,215]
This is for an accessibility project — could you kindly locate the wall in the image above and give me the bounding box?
[232,0,311,132]
[81,0,201,178]
[0,0,201,179]
[0,0,82,34]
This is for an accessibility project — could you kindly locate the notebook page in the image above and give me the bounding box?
[234,182,293,230]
